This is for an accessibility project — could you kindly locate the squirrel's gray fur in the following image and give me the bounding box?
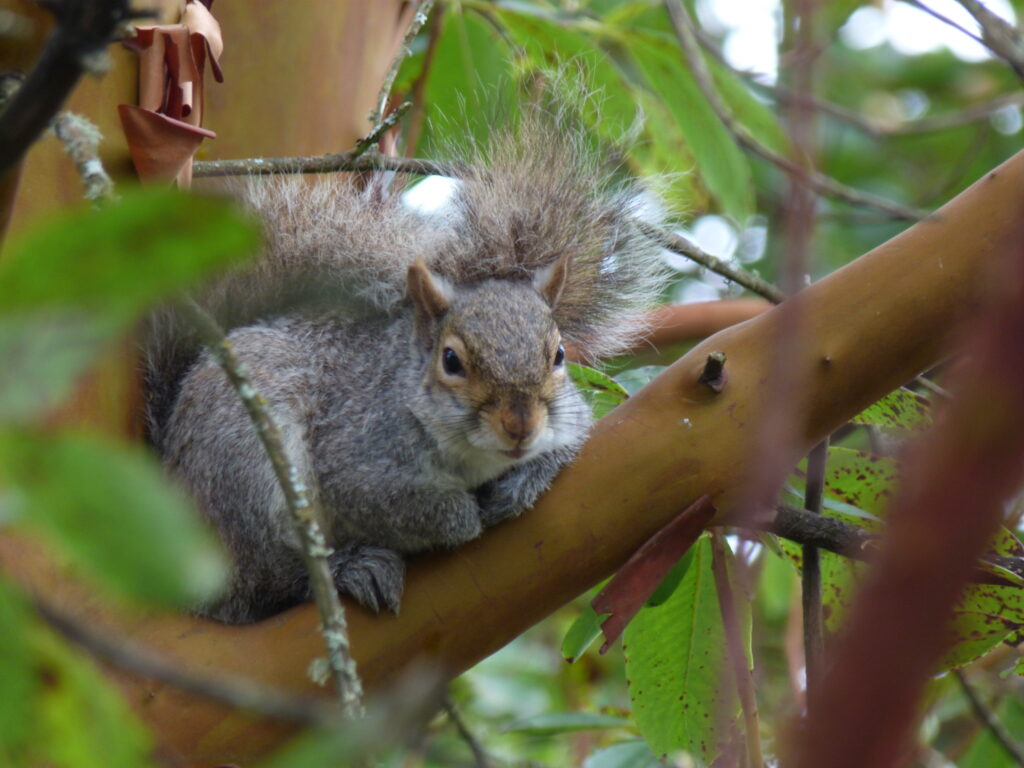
[144,111,670,623]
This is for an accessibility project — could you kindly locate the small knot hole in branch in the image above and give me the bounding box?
[698,351,728,393]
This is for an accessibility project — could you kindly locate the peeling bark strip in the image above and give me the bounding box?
[592,495,716,652]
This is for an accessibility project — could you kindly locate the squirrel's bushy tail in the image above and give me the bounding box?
[439,104,671,363]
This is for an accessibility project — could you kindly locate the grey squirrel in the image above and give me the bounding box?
[144,115,669,623]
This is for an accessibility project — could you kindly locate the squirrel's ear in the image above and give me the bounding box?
[408,259,453,340]
[534,253,573,308]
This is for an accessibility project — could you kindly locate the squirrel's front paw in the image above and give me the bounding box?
[328,545,406,614]
[476,484,526,527]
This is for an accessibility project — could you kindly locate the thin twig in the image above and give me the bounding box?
[0,0,138,176]
[662,0,929,221]
[638,220,786,303]
[179,300,364,716]
[52,111,116,201]
[192,151,454,178]
[352,101,413,159]
[710,533,764,768]
[955,669,1024,766]
[773,86,1024,137]
[905,0,986,47]
[801,439,828,709]
[370,0,436,126]
[951,0,1024,83]
[33,596,341,726]
[443,693,494,768]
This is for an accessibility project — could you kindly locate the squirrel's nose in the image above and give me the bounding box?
[501,414,533,443]
[497,403,545,446]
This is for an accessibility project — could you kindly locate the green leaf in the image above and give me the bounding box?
[624,534,731,762]
[569,363,630,418]
[612,366,667,397]
[0,579,37,756]
[792,446,898,518]
[626,32,754,224]
[849,387,933,430]
[0,187,259,319]
[757,548,795,623]
[584,740,663,768]
[562,603,607,662]
[938,610,1020,671]
[0,312,120,424]
[777,536,863,634]
[978,527,1024,586]
[502,711,631,734]
[1,430,226,608]
[646,545,697,607]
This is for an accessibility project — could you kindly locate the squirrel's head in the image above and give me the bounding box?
[407,255,581,462]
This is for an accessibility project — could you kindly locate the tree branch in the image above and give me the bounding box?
[192,151,455,178]
[0,0,137,177]
[370,0,436,127]
[443,693,495,768]
[52,110,115,202]
[179,300,364,716]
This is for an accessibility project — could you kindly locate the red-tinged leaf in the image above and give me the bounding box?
[592,495,715,652]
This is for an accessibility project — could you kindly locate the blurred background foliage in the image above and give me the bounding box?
[3,0,1024,767]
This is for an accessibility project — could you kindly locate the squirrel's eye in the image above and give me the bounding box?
[553,344,565,368]
[442,347,465,376]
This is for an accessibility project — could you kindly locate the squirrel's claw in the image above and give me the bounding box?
[328,544,406,614]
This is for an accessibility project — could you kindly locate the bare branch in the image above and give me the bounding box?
[370,0,436,127]
[179,300,364,716]
[192,151,455,178]
[637,221,786,303]
[0,0,138,176]
[757,504,1024,588]
[950,0,1024,82]
[52,111,115,201]
[352,100,413,159]
[956,669,1024,766]
[443,693,495,768]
